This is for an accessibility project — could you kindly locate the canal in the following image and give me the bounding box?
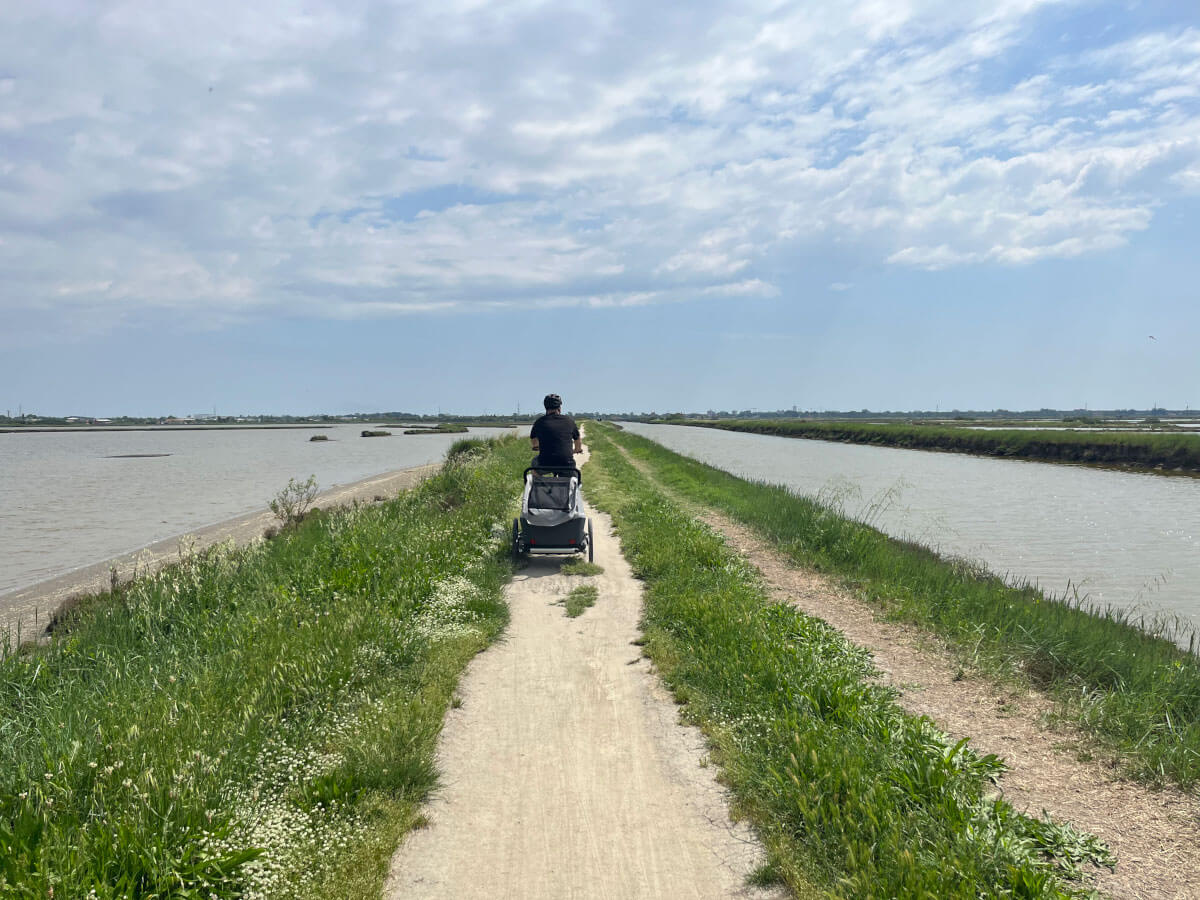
[621,422,1200,642]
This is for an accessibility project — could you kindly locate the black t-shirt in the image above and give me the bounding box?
[530,412,579,466]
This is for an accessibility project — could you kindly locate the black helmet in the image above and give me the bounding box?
[543,393,562,410]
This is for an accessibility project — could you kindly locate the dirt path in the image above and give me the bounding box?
[1,464,440,642]
[614,444,1200,900]
[385,448,785,899]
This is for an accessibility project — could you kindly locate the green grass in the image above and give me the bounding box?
[446,435,505,463]
[562,585,599,617]
[0,435,529,899]
[559,559,604,576]
[598,422,1200,790]
[583,424,1111,898]
[685,418,1200,473]
[403,423,469,435]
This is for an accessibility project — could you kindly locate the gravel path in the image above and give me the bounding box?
[385,448,784,900]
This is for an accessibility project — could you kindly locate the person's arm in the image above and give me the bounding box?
[531,437,540,451]
[573,437,583,454]
[572,420,582,455]
[530,419,540,452]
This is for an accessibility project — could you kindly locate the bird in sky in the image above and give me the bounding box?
[1149,335,1157,340]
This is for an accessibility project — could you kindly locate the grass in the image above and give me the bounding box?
[446,435,505,463]
[0,434,529,899]
[597,422,1200,790]
[562,585,598,617]
[583,424,1111,898]
[685,418,1200,473]
[559,559,604,576]
[403,423,469,435]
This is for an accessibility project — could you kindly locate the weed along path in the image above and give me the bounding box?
[610,440,1200,900]
[385,447,784,900]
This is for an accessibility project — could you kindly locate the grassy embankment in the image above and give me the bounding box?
[682,419,1200,473]
[598,423,1200,790]
[402,423,469,435]
[584,424,1112,898]
[0,435,526,900]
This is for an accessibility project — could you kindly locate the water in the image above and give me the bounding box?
[0,425,512,597]
[621,423,1200,639]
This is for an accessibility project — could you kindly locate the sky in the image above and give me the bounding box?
[2,0,1199,416]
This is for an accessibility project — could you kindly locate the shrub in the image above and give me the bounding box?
[269,475,319,527]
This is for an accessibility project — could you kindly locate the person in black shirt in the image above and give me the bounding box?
[530,393,581,470]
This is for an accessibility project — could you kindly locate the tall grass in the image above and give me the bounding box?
[600,423,1200,789]
[687,419,1200,473]
[584,425,1110,898]
[0,435,527,899]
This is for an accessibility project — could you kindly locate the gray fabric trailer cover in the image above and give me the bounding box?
[522,473,583,527]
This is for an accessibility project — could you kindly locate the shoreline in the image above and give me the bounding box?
[1,462,442,642]
[670,419,1200,477]
[0,425,333,434]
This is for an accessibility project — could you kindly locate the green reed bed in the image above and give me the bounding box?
[686,419,1200,473]
[0,435,527,899]
[599,423,1200,789]
[584,426,1110,899]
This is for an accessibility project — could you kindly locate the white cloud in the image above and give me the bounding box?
[0,1,1198,326]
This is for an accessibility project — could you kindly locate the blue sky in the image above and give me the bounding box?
[2,0,1199,416]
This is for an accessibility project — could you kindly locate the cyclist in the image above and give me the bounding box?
[530,393,581,470]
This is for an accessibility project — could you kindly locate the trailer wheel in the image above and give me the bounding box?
[511,518,521,564]
[587,518,594,562]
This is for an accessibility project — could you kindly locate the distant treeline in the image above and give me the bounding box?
[6,407,1194,427]
[678,419,1200,473]
[633,407,1188,422]
[0,413,533,427]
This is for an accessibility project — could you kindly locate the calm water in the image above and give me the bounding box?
[0,426,512,597]
[622,423,1200,638]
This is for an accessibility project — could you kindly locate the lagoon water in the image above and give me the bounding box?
[622,423,1200,640]
[0,425,513,598]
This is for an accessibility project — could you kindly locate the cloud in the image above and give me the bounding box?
[1,1,1198,327]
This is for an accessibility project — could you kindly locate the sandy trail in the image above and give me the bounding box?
[612,442,1200,900]
[385,448,784,900]
[1,464,440,642]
